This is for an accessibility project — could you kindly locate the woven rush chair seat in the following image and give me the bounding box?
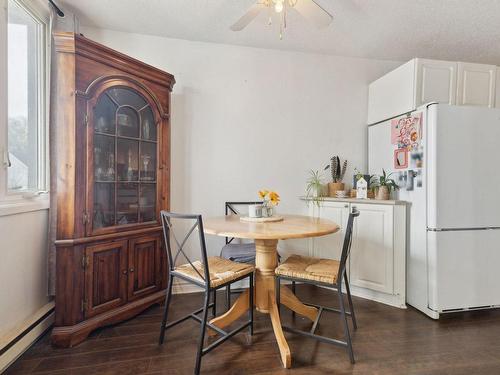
[275,255,340,284]
[175,256,254,288]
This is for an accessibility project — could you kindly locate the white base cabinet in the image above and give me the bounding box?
[308,199,407,309]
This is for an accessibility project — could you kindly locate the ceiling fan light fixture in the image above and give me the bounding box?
[274,0,284,13]
[230,0,333,38]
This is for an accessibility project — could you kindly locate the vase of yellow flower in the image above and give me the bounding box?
[258,190,280,217]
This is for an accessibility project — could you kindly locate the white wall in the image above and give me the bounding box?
[82,27,399,257]
[0,209,51,337]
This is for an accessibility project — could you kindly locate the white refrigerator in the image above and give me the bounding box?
[368,103,500,319]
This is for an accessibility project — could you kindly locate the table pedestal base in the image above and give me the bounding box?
[209,239,318,369]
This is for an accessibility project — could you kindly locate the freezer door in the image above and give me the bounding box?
[427,104,500,229]
[368,119,393,176]
[427,229,500,311]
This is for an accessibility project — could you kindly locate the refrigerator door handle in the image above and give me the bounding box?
[427,227,499,232]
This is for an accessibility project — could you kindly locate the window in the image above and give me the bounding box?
[0,0,48,203]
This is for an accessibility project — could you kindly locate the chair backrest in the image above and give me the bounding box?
[160,211,210,288]
[224,201,262,244]
[337,208,360,286]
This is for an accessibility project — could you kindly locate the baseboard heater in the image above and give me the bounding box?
[0,302,55,373]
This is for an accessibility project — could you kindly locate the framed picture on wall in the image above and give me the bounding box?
[394,148,408,169]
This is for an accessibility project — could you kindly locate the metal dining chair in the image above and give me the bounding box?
[159,211,254,375]
[275,209,359,364]
[220,201,260,310]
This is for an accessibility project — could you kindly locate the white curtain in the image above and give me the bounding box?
[47,1,79,295]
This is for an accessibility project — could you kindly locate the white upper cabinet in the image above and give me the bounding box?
[496,67,500,108]
[415,59,457,107]
[368,60,416,125]
[368,58,498,124]
[456,62,497,107]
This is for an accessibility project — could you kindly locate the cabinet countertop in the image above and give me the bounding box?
[300,196,409,206]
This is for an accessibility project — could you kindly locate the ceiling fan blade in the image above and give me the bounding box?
[230,2,267,31]
[293,0,333,29]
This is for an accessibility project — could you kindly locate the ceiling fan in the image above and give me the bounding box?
[230,0,333,39]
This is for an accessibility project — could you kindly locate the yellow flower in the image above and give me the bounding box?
[258,190,269,199]
[269,191,280,206]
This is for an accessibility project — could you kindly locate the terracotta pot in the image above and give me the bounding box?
[328,182,345,197]
[375,186,390,200]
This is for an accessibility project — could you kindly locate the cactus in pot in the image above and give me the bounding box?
[324,156,347,197]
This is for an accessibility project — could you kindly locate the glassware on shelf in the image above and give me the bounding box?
[93,204,105,228]
[140,142,156,182]
[141,107,157,141]
[93,183,115,229]
[117,106,140,138]
[106,153,115,180]
[143,118,151,140]
[117,183,139,224]
[139,184,156,222]
[117,215,128,225]
[141,154,152,181]
[117,113,132,128]
[94,146,103,180]
[96,116,107,133]
[127,148,134,181]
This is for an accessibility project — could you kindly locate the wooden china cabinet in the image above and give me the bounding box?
[51,32,175,347]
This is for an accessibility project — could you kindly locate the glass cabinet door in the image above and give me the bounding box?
[91,86,158,232]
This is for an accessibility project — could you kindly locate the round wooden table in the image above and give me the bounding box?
[203,214,340,368]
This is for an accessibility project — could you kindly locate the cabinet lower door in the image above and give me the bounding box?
[128,235,162,301]
[349,204,394,294]
[311,202,349,260]
[85,240,128,318]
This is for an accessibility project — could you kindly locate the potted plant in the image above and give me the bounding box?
[353,168,373,189]
[324,156,347,197]
[353,168,376,198]
[372,169,399,200]
[305,170,325,206]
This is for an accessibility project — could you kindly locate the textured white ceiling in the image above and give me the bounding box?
[60,0,500,64]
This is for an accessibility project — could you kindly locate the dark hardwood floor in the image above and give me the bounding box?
[6,284,500,374]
